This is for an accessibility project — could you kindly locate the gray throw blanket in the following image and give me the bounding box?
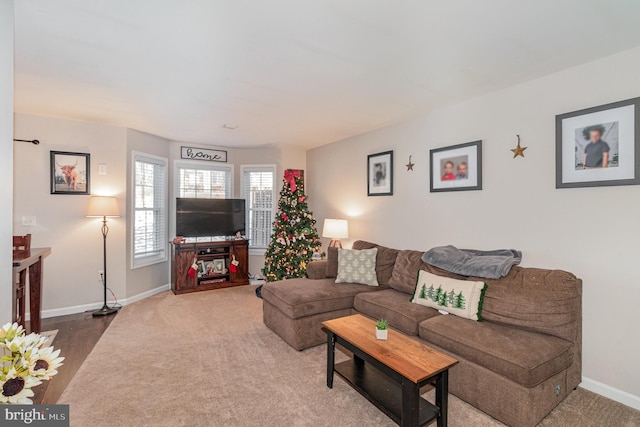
[422,245,522,279]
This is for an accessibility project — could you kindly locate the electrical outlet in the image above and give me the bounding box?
[98,270,104,283]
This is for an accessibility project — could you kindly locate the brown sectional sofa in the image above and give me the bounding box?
[262,241,582,427]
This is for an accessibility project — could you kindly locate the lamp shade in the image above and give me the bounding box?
[86,196,120,217]
[322,219,349,239]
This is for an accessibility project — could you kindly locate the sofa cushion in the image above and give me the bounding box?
[479,267,582,342]
[352,241,399,286]
[326,247,339,278]
[387,250,425,294]
[419,315,573,387]
[412,270,487,321]
[328,241,399,285]
[336,248,379,286]
[261,277,380,319]
[389,250,476,295]
[354,289,440,336]
[306,260,328,280]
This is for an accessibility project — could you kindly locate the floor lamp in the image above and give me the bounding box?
[86,196,120,317]
[322,219,349,248]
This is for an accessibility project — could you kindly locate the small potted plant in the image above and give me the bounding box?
[375,319,389,340]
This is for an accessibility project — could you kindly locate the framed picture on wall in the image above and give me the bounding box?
[50,151,90,195]
[556,97,640,189]
[430,141,482,192]
[367,151,393,196]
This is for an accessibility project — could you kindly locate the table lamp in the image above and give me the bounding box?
[86,196,120,317]
[322,219,349,248]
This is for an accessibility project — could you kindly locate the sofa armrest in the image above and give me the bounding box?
[306,261,328,279]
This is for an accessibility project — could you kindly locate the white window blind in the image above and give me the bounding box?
[177,165,232,198]
[242,165,275,249]
[133,152,168,268]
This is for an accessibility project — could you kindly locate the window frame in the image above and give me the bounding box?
[131,151,169,269]
[172,160,235,238]
[241,164,277,255]
[173,160,234,200]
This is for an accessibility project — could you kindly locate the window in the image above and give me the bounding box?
[176,163,233,198]
[242,165,276,250]
[132,152,168,268]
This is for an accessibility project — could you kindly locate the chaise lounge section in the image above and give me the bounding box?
[262,241,582,427]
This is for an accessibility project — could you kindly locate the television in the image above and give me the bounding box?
[176,198,246,238]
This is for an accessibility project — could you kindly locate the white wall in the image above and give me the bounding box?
[13,114,128,313]
[0,0,14,324]
[307,47,640,405]
[13,115,179,315]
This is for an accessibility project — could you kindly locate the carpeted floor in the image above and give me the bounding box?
[58,287,640,426]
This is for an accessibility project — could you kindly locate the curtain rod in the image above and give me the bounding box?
[13,139,40,145]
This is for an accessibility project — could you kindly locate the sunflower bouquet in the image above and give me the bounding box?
[0,322,64,404]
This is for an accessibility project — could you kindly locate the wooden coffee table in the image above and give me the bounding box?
[322,314,458,427]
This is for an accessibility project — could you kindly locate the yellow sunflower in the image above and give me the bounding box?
[0,368,41,404]
[29,346,64,380]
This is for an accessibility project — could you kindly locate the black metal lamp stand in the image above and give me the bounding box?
[93,215,119,317]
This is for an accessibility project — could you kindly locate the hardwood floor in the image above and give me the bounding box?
[31,311,116,405]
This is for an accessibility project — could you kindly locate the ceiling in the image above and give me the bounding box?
[13,1,640,148]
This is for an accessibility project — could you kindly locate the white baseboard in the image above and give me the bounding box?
[581,376,640,411]
[26,284,171,320]
[121,284,171,306]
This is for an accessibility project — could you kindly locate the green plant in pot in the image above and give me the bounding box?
[375,319,388,340]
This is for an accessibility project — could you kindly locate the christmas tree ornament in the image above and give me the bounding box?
[263,170,322,283]
[511,134,527,158]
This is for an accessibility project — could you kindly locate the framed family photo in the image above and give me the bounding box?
[50,151,90,195]
[556,97,640,189]
[367,150,393,196]
[430,141,482,192]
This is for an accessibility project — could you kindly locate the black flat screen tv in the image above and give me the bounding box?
[176,198,246,238]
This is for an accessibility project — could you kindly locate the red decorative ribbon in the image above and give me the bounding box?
[284,169,300,192]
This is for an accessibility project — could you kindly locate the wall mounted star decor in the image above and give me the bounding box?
[511,134,527,158]
[406,155,415,171]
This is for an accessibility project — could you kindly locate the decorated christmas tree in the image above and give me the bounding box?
[263,170,322,282]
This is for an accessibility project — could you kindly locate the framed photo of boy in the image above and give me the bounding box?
[50,151,90,195]
[367,151,393,196]
[556,97,640,189]
[430,141,482,192]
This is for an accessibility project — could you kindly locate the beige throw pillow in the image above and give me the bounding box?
[335,248,379,287]
[412,270,487,321]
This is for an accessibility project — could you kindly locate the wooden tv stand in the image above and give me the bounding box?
[171,239,249,295]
